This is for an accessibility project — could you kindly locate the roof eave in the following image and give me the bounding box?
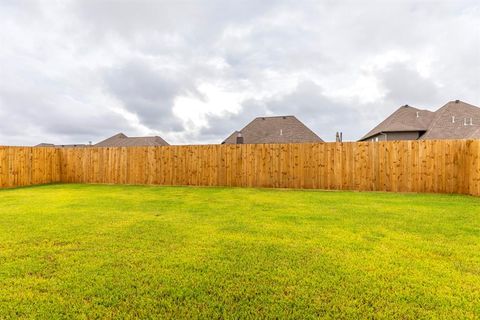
[359,129,428,141]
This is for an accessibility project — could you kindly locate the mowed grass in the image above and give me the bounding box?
[0,184,479,319]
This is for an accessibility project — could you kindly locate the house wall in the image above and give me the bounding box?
[367,131,421,142]
[386,131,421,141]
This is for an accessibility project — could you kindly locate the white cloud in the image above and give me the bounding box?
[0,0,478,145]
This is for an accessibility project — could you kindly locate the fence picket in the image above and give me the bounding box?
[1,141,480,195]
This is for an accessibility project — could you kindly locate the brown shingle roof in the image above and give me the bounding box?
[360,105,435,141]
[95,133,169,147]
[420,100,480,140]
[222,116,323,144]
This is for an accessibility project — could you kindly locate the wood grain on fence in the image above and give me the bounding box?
[2,140,480,195]
[468,140,480,196]
[57,140,472,194]
[0,147,61,188]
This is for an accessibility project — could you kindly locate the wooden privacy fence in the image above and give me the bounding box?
[3,140,480,196]
[0,147,61,188]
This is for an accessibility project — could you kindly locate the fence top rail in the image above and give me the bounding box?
[1,139,476,150]
[2,139,480,195]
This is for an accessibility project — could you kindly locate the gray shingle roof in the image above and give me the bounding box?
[360,105,435,141]
[420,100,480,140]
[361,100,480,141]
[95,133,169,147]
[34,143,87,148]
[222,116,323,144]
[35,143,55,147]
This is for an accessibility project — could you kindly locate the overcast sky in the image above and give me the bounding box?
[0,0,479,145]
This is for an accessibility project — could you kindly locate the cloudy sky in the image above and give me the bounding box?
[0,0,479,145]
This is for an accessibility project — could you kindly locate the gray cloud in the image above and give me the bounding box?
[376,63,442,107]
[202,81,362,142]
[104,60,189,131]
[73,0,283,40]
[0,0,478,145]
[200,100,267,141]
[264,81,362,141]
[0,83,136,145]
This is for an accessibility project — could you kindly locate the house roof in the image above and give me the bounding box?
[35,143,55,147]
[34,143,87,148]
[222,115,323,144]
[420,100,480,140]
[95,133,169,147]
[360,105,435,141]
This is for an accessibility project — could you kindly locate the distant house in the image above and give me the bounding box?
[419,100,480,140]
[94,133,169,147]
[359,105,435,141]
[360,100,480,141]
[221,115,323,144]
[35,143,87,148]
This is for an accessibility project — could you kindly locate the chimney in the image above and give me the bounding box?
[455,100,460,103]
[236,132,244,144]
[336,132,343,142]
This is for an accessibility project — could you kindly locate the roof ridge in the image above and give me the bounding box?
[423,100,478,135]
[424,102,451,134]
[419,100,480,140]
[253,115,295,119]
[222,115,323,144]
[360,104,434,141]
[127,135,161,138]
[469,126,480,138]
[293,116,323,140]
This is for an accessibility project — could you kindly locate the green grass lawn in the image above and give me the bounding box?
[0,184,479,319]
